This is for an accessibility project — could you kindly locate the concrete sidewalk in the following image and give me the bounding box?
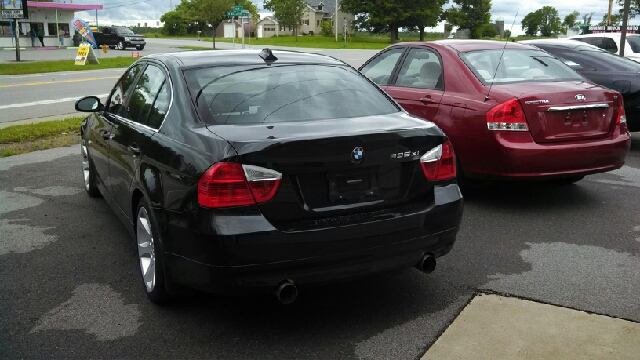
[423,294,640,359]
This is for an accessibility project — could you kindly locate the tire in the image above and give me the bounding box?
[81,140,101,198]
[135,197,170,305]
[108,45,115,49]
[136,45,144,50]
[116,41,125,50]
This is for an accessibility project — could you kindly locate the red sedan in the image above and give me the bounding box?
[360,40,631,185]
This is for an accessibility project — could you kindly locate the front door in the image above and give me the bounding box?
[101,63,144,213]
[108,63,170,220]
[385,47,445,122]
[359,46,407,90]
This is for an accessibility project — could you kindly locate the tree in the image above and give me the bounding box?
[402,0,447,41]
[480,23,497,37]
[521,6,562,37]
[598,13,622,26]
[582,12,594,25]
[536,6,562,37]
[160,10,187,36]
[521,11,542,36]
[182,0,234,49]
[320,20,333,37]
[441,0,492,39]
[617,0,639,18]
[562,11,580,29]
[264,0,307,41]
[342,0,447,42]
[503,29,511,39]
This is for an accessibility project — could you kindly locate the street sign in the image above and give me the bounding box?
[226,11,244,17]
[232,6,243,12]
[1,0,28,19]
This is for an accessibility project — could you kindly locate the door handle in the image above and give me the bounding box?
[129,145,141,157]
[420,97,437,104]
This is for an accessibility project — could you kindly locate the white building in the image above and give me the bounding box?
[1,1,103,48]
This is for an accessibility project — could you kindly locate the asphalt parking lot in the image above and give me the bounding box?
[1,39,639,359]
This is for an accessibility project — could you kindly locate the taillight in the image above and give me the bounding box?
[198,163,281,208]
[486,98,529,131]
[420,140,456,181]
[616,101,627,125]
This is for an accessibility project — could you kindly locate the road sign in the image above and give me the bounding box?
[232,6,243,12]
[226,11,244,16]
[0,0,28,19]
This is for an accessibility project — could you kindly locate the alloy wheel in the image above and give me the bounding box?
[81,141,90,191]
[136,207,156,293]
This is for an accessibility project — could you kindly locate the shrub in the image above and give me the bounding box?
[320,20,333,37]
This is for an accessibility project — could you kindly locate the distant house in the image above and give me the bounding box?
[256,16,279,38]
[215,19,242,38]
[256,1,354,38]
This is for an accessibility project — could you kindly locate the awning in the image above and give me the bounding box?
[27,1,103,11]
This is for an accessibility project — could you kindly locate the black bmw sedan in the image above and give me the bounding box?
[75,49,464,304]
[521,39,640,132]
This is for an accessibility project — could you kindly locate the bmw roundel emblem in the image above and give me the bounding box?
[351,147,364,163]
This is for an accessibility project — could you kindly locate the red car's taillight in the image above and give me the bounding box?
[198,163,281,208]
[486,98,529,131]
[616,100,627,125]
[420,140,456,181]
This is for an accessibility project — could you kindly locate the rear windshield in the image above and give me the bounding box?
[116,27,134,34]
[579,49,640,71]
[183,64,399,125]
[627,36,640,53]
[459,49,584,85]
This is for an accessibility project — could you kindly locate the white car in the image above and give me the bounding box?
[569,33,640,62]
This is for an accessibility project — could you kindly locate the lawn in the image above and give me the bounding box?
[0,117,84,157]
[179,45,217,51]
[210,34,433,49]
[0,57,137,75]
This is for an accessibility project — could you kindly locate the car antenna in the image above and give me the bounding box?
[485,10,519,102]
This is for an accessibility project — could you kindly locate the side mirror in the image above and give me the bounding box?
[75,96,104,112]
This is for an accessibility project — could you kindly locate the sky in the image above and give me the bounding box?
[69,0,639,35]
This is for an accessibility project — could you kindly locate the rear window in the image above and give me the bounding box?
[627,36,640,53]
[184,64,399,125]
[459,49,585,85]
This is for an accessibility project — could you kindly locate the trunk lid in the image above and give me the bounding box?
[206,113,446,228]
[497,82,620,143]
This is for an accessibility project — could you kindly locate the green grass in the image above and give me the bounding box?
[179,45,217,51]
[210,34,436,49]
[0,57,138,75]
[0,117,83,144]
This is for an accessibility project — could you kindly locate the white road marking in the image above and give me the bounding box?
[0,93,109,110]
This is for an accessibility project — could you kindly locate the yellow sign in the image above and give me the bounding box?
[101,44,108,53]
[75,45,90,65]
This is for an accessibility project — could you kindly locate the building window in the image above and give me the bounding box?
[0,21,11,36]
[47,23,69,36]
[304,20,309,25]
[318,5,323,11]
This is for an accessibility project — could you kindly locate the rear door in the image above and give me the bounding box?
[108,62,171,219]
[385,47,444,122]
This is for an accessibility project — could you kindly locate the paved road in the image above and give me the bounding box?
[0,38,378,126]
[1,133,638,359]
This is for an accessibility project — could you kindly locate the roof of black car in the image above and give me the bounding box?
[145,49,346,68]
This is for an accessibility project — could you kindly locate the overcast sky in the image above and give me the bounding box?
[71,0,638,35]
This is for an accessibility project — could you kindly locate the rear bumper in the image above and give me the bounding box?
[466,128,631,179]
[158,184,463,294]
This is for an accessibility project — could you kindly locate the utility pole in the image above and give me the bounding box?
[607,0,614,26]
[169,0,173,11]
[620,0,631,56]
[335,0,338,42]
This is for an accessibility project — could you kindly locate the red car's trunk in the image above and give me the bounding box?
[496,82,621,143]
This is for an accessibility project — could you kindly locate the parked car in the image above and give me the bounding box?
[94,26,146,50]
[75,49,464,304]
[521,39,640,132]
[359,40,631,187]
[568,33,640,62]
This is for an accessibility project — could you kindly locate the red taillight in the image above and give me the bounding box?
[616,100,627,125]
[486,98,529,131]
[197,163,281,208]
[420,140,456,181]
